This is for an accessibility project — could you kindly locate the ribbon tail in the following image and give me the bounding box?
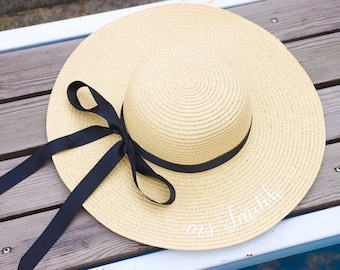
[0,126,113,195]
[18,140,125,270]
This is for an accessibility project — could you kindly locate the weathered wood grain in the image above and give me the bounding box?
[0,95,48,156]
[0,157,68,220]
[293,142,340,215]
[1,140,339,221]
[1,83,338,157]
[0,39,81,101]
[1,0,339,101]
[0,208,157,270]
[319,85,340,142]
[286,32,340,86]
[230,0,340,41]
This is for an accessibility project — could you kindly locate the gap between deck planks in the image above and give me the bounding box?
[0,0,339,101]
[0,32,339,157]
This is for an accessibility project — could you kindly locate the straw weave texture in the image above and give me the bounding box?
[46,4,325,250]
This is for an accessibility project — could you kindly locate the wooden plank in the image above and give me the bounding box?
[1,0,339,101]
[229,0,340,41]
[319,85,340,142]
[0,158,68,220]
[0,208,157,270]
[1,142,339,269]
[0,39,82,101]
[293,142,340,215]
[286,32,340,86]
[0,95,48,156]
[1,82,338,156]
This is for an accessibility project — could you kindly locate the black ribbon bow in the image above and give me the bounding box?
[0,81,175,270]
[0,80,251,269]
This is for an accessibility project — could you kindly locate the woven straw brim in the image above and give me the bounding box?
[46,4,325,250]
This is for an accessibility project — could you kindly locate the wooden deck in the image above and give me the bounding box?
[0,0,340,269]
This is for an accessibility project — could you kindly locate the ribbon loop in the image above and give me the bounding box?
[125,138,176,205]
[135,154,176,205]
[68,81,125,133]
[67,81,176,204]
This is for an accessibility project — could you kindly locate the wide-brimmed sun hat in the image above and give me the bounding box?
[46,3,325,249]
[1,3,325,269]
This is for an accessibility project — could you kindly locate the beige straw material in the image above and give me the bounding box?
[46,4,325,250]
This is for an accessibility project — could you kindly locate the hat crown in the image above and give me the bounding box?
[124,43,252,165]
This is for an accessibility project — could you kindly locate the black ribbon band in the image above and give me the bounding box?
[0,80,251,269]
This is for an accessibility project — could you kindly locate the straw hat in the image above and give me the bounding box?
[46,4,325,249]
